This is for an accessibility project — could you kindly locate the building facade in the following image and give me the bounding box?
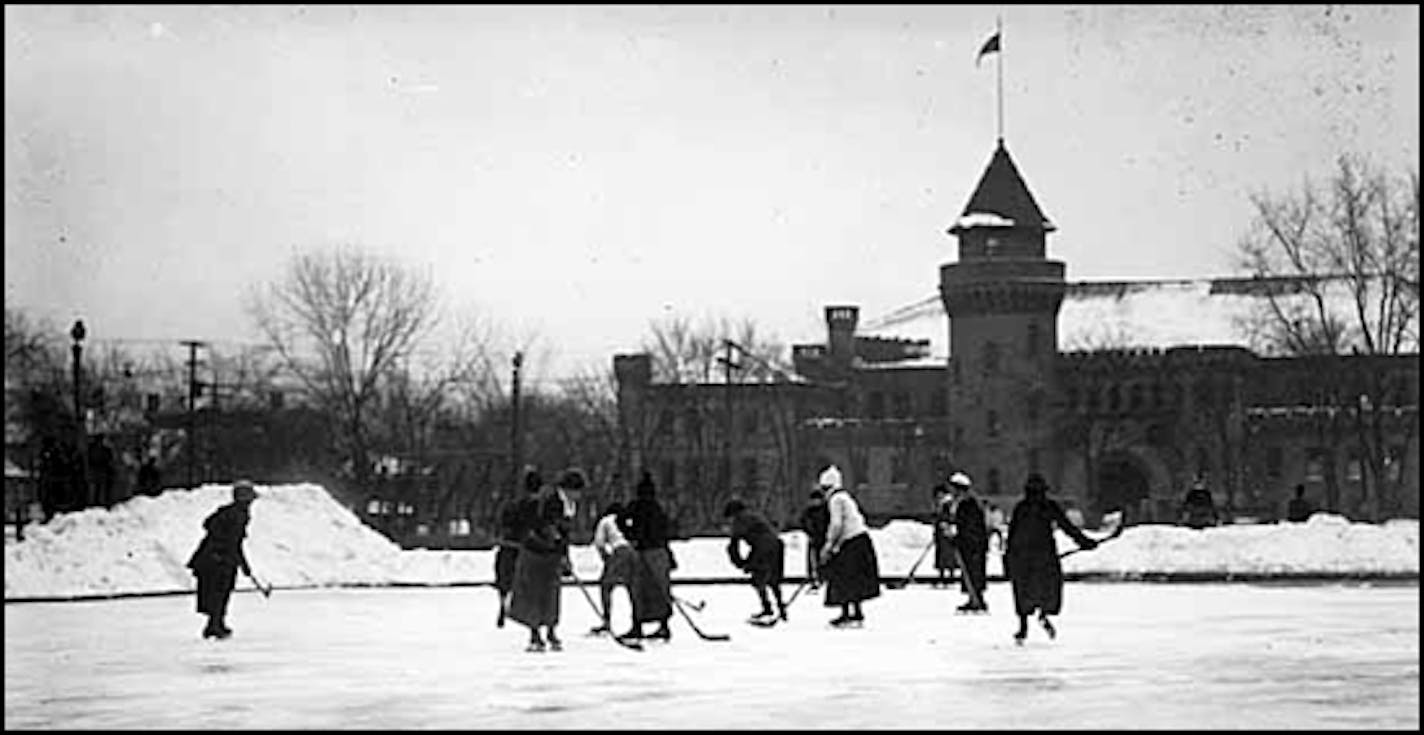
[613,140,1420,533]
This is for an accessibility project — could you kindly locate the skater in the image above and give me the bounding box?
[1285,484,1314,523]
[817,465,881,627]
[492,489,524,628]
[507,468,574,652]
[1178,479,1220,529]
[931,480,958,588]
[724,498,787,625]
[617,471,674,642]
[798,489,830,590]
[986,502,1007,553]
[1005,473,1097,644]
[589,500,636,635]
[949,472,989,613]
[186,480,265,640]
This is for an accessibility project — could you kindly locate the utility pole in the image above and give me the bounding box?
[181,340,207,490]
[510,351,523,492]
[716,340,741,494]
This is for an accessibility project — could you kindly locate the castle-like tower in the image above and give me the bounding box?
[939,139,1066,495]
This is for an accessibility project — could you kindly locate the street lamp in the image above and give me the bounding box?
[69,319,91,508]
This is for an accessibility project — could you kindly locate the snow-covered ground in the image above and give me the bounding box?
[4,583,1418,729]
[4,483,1418,600]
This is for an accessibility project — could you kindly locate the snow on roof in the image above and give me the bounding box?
[954,212,1017,229]
[855,277,1346,359]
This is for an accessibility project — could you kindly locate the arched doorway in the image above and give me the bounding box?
[1096,453,1151,515]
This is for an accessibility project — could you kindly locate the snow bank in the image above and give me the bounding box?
[4,484,1418,601]
[4,483,406,599]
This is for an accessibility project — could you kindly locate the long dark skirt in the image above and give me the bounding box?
[628,548,673,623]
[508,548,562,629]
[1007,552,1064,616]
[933,533,958,572]
[194,565,237,616]
[494,545,519,595]
[956,544,988,596]
[746,539,785,587]
[823,533,881,607]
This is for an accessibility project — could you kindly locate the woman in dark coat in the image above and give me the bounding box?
[931,482,957,587]
[617,471,674,641]
[492,494,523,628]
[507,469,573,652]
[950,472,989,613]
[1005,473,1097,644]
[187,480,266,639]
[724,498,787,624]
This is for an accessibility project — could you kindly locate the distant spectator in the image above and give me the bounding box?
[1285,484,1314,523]
[136,456,162,498]
[88,434,116,507]
[1179,480,1220,529]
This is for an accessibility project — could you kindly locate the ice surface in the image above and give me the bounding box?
[3,583,1418,729]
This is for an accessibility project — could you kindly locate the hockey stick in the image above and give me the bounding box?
[782,579,812,609]
[672,596,731,642]
[886,538,937,590]
[1058,510,1126,560]
[672,594,706,612]
[245,570,272,598]
[566,558,643,651]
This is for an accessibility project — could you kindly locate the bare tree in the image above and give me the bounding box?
[1235,154,1420,518]
[247,247,440,505]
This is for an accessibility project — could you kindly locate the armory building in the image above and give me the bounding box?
[612,140,1420,534]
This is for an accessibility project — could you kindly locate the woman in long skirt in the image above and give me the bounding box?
[1005,473,1098,644]
[508,469,573,652]
[816,465,880,627]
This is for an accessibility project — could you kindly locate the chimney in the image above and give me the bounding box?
[825,305,859,365]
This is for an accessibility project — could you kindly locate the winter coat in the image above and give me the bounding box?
[953,495,989,553]
[799,502,830,547]
[620,496,672,551]
[187,502,252,576]
[822,488,869,556]
[1005,496,1095,616]
[727,508,782,573]
[515,489,570,557]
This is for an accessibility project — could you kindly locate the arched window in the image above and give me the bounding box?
[1107,384,1121,413]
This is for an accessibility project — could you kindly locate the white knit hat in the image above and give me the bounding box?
[949,471,972,488]
[818,465,843,490]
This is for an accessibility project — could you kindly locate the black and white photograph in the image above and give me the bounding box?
[4,4,1419,729]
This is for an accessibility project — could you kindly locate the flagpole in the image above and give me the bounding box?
[996,14,1003,143]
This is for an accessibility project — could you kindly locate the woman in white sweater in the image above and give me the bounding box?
[816,465,882,626]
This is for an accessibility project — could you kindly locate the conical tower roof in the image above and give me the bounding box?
[950,139,1055,233]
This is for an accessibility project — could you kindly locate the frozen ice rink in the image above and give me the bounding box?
[5,580,1417,729]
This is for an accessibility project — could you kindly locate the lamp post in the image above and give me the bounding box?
[69,319,91,508]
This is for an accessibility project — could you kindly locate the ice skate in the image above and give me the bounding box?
[588,623,612,636]
[526,638,546,653]
[1039,615,1056,640]
[547,634,563,652]
[646,624,671,641]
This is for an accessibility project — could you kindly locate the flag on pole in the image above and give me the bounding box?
[976,31,1000,67]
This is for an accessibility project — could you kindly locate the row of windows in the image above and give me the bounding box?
[1065,378,1236,414]
[1266,445,1409,483]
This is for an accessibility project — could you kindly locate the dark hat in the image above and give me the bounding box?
[602,501,625,518]
[558,467,588,491]
[636,471,656,498]
[232,479,258,503]
[722,499,747,518]
[523,468,543,493]
[1024,473,1049,499]
[808,489,825,501]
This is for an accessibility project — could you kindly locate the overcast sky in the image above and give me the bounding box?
[5,4,1419,379]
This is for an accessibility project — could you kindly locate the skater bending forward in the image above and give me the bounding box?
[817,466,881,627]
[1005,473,1097,644]
[724,498,787,625]
[186,480,264,640]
